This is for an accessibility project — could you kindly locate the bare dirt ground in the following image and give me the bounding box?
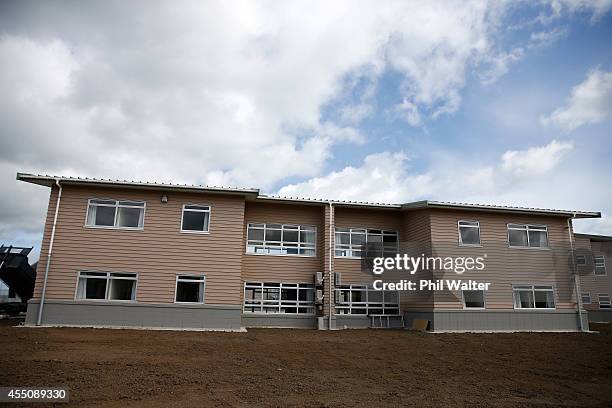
[0,319,611,407]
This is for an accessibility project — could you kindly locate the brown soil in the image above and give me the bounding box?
[0,320,611,407]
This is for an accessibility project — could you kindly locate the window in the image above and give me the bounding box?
[576,255,587,266]
[462,290,485,308]
[86,199,145,229]
[181,204,211,233]
[581,292,591,305]
[513,285,555,309]
[76,271,137,301]
[243,282,315,314]
[507,224,548,248]
[335,228,398,258]
[335,285,399,315]
[246,223,316,256]
[175,275,205,303]
[598,294,611,309]
[458,221,481,246]
[594,255,607,276]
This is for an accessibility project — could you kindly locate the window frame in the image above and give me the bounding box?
[245,223,317,257]
[461,289,486,309]
[512,284,556,310]
[457,220,482,247]
[180,204,212,234]
[594,255,607,276]
[242,281,315,315]
[84,198,146,230]
[334,284,400,316]
[598,294,611,309]
[174,274,206,304]
[334,227,399,259]
[74,270,138,302]
[575,255,587,266]
[581,292,591,305]
[507,223,549,249]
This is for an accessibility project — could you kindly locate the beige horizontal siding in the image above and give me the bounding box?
[428,209,576,310]
[334,207,404,284]
[241,202,324,284]
[575,236,612,311]
[33,185,245,305]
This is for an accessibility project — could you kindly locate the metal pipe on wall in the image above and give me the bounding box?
[567,216,585,332]
[328,201,334,330]
[36,179,62,326]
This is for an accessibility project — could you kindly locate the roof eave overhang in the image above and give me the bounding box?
[401,200,601,219]
[16,173,260,198]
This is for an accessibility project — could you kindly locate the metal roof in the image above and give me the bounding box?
[17,172,601,218]
[16,173,260,196]
[401,200,600,219]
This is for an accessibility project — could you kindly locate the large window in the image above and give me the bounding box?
[335,228,398,258]
[246,223,316,256]
[507,224,548,248]
[335,285,399,315]
[175,275,205,303]
[243,282,315,314]
[458,221,481,246]
[599,294,611,309]
[181,204,211,233]
[512,285,555,309]
[76,271,137,301]
[594,255,607,276]
[462,290,485,309]
[86,199,145,229]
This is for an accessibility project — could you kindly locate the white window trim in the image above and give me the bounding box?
[243,282,316,315]
[461,289,486,309]
[173,274,206,304]
[74,270,138,302]
[507,223,550,249]
[245,223,317,257]
[512,284,556,310]
[457,220,482,247]
[84,198,146,231]
[598,293,611,309]
[180,204,212,234]
[334,284,400,316]
[334,227,399,259]
[581,292,591,305]
[594,255,607,276]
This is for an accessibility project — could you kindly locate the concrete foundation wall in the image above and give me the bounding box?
[26,300,243,330]
[587,310,612,323]
[242,314,317,328]
[404,309,589,332]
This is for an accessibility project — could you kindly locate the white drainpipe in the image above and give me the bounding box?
[328,201,334,330]
[567,216,585,332]
[36,179,62,326]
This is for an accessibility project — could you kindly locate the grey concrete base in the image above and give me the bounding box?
[316,315,404,330]
[587,310,612,323]
[26,300,243,330]
[404,309,589,332]
[242,314,317,328]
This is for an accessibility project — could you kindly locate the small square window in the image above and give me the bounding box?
[181,205,210,233]
[463,290,485,308]
[458,221,481,246]
[175,275,205,303]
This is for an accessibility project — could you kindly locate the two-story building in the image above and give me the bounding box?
[573,233,612,323]
[18,173,601,332]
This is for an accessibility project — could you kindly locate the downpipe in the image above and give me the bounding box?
[567,216,585,332]
[36,179,62,326]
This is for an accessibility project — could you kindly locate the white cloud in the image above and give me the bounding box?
[276,140,583,208]
[541,69,612,131]
[501,140,573,176]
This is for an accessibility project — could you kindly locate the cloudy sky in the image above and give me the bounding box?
[1,0,611,259]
